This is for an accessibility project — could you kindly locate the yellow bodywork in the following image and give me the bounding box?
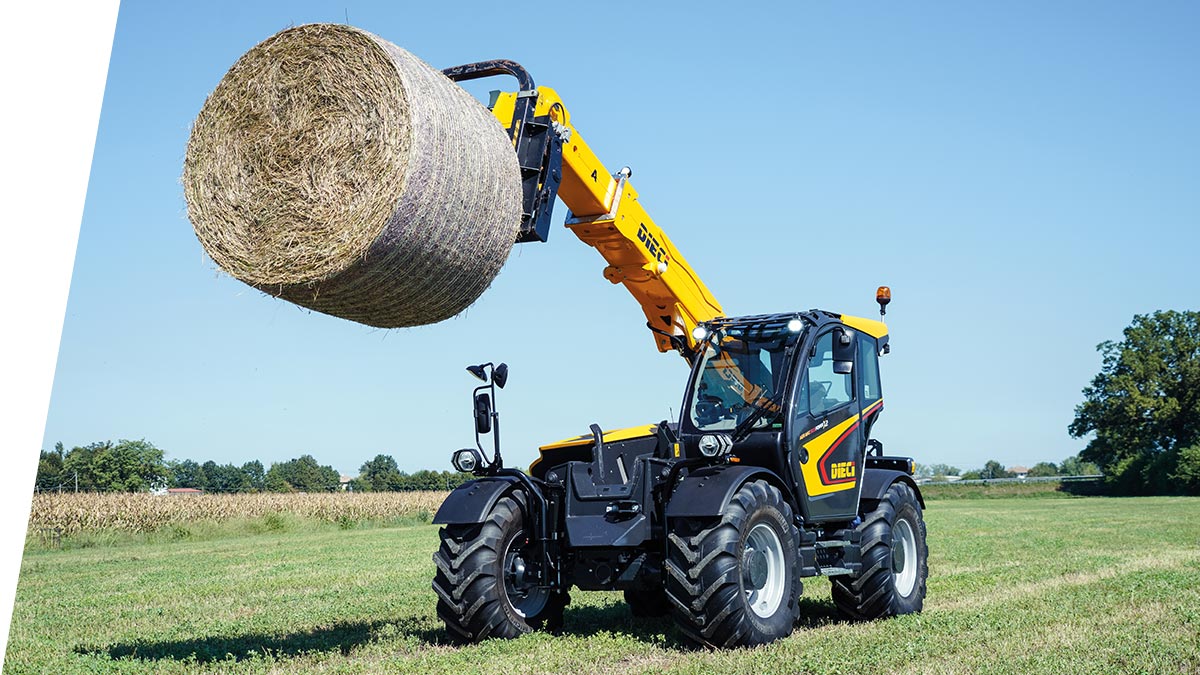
[530,424,658,474]
[492,88,724,355]
[840,314,889,340]
[490,86,890,477]
[798,414,862,497]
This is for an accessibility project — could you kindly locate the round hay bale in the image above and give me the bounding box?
[183,23,522,328]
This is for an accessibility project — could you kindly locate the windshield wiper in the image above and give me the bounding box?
[731,393,783,443]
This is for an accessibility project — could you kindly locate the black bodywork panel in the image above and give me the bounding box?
[542,434,669,549]
[859,467,924,507]
[431,477,518,525]
[664,464,786,519]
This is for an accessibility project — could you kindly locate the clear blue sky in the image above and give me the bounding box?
[42,1,1199,476]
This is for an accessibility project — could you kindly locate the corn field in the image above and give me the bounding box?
[28,491,449,535]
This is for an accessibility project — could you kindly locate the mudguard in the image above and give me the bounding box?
[432,476,519,525]
[665,464,785,519]
[859,468,925,508]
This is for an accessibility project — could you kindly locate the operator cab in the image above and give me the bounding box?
[679,311,889,523]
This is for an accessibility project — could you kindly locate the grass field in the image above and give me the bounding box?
[6,496,1200,674]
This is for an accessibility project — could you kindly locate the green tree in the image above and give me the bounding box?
[359,454,402,491]
[1059,454,1101,476]
[1027,462,1060,478]
[35,442,65,490]
[410,470,444,491]
[264,465,293,492]
[242,460,266,491]
[929,463,960,477]
[266,455,339,492]
[1170,444,1200,493]
[979,460,1011,480]
[204,461,252,492]
[63,439,168,492]
[1069,311,1200,494]
[167,459,207,489]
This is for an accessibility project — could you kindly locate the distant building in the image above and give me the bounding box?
[340,475,355,491]
[1009,465,1030,480]
[165,487,204,496]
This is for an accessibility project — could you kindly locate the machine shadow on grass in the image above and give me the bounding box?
[78,618,443,664]
[558,596,844,647]
[79,598,846,663]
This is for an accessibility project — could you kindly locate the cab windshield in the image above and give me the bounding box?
[686,325,800,432]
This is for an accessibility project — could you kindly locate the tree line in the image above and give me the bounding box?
[915,455,1100,482]
[33,311,1200,497]
[35,442,471,493]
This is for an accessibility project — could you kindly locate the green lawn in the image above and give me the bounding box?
[6,497,1200,674]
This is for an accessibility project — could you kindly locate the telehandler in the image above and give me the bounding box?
[431,61,927,648]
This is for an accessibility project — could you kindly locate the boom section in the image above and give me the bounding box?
[491,87,724,356]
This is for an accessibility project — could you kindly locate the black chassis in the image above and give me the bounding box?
[433,310,923,593]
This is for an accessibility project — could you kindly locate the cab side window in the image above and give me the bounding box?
[859,334,882,403]
[807,331,852,416]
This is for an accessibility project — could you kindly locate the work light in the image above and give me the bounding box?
[452,448,483,474]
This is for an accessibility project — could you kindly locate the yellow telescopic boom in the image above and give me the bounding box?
[489,87,724,357]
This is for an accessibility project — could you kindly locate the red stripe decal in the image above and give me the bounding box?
[862,399,884,417]
[818,418,861,485]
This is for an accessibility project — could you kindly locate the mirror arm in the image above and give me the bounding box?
[472,383,490,458]
[486,376,503,472]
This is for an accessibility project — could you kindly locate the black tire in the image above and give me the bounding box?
[664,480,801,648]
[624,587,671,618]
[831,481,928,620]
[432,492,567,641]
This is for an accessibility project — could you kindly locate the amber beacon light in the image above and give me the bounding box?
[876,286,892,318]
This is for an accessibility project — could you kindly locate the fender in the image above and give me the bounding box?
[859,468,925,508]
[432,476,520,525]
[665,464,790,519]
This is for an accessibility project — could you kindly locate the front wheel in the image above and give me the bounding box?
[831,481,928,620]
[665,480,801,648]
[432,492,567,641]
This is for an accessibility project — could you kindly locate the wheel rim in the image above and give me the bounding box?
[744,522,786,618]
[502,531,550,619]
[892,517,918,597]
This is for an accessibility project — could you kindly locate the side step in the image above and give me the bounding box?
[815,540,849,549]
[818,566,856,577]
[799,530,863,578]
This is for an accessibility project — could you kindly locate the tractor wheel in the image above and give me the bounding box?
[831,481,928,620]
[665,480,801,648]
[432,492,567,641]
[624,587,671,618]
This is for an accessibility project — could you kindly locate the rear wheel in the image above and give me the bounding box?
[665,480,801,647]
[432,493,567,641]
[831,481,927,620]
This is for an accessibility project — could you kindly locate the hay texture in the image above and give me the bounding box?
[183,24,521,327]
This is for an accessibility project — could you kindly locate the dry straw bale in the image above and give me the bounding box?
[184,24,521,328]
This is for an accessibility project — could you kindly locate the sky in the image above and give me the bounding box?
[39,0,1200,477]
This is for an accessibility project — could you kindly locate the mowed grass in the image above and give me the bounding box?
[6,497,1200,675]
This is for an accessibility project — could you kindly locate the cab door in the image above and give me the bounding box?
[790,326,864,522]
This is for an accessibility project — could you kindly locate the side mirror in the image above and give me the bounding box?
[474,392,493,434]
[833,327,856,375]
[493,363,508,389]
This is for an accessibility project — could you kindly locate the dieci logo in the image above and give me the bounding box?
[637,224,669,267]
[829,461,856,481]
